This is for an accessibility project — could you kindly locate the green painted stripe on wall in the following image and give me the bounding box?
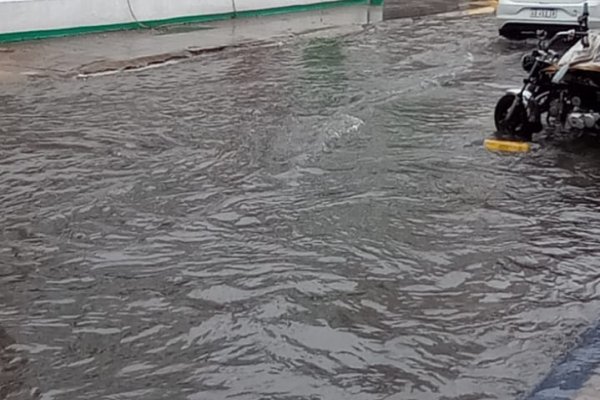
[0,0,373,43]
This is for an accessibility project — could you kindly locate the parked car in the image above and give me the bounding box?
[496,0,600,39]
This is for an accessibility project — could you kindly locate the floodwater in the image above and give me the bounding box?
[2,13,600,400]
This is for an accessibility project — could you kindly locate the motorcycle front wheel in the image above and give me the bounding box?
[494,93,541,141]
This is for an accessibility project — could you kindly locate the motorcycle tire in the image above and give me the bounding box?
[494,93,541,141]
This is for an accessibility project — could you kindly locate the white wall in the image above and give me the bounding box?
[127,0,232,22]
[0,0,349,36]
[0,0,134,33]
[234,0,340,12]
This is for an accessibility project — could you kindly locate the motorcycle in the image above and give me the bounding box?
[494,2,600,141]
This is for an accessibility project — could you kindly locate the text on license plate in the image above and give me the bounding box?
[530,9,558,18]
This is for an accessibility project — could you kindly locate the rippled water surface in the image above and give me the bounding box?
[3,14,600,400]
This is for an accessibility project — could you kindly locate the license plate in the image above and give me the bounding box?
[530,9,558,18]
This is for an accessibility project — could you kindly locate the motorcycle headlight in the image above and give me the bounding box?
[521,53,536,72]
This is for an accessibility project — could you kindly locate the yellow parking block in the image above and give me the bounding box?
[468,6,496,15]
[484,138,531,153]
[466,0,498,15]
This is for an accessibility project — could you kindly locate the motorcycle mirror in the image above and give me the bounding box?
[578,2,589,31]
[536,30,549,50]
[536,29,548,40]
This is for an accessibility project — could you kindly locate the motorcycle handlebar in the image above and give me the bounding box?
[542,30,575,49]
[541,29,588,50]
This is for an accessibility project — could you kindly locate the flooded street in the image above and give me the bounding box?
[3,13,600,400]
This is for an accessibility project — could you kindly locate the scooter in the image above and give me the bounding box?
[494,2,600,141]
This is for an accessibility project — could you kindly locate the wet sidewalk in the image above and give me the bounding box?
[383,0,497,20]
[0,5,383,82]
[0,0,499,83]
